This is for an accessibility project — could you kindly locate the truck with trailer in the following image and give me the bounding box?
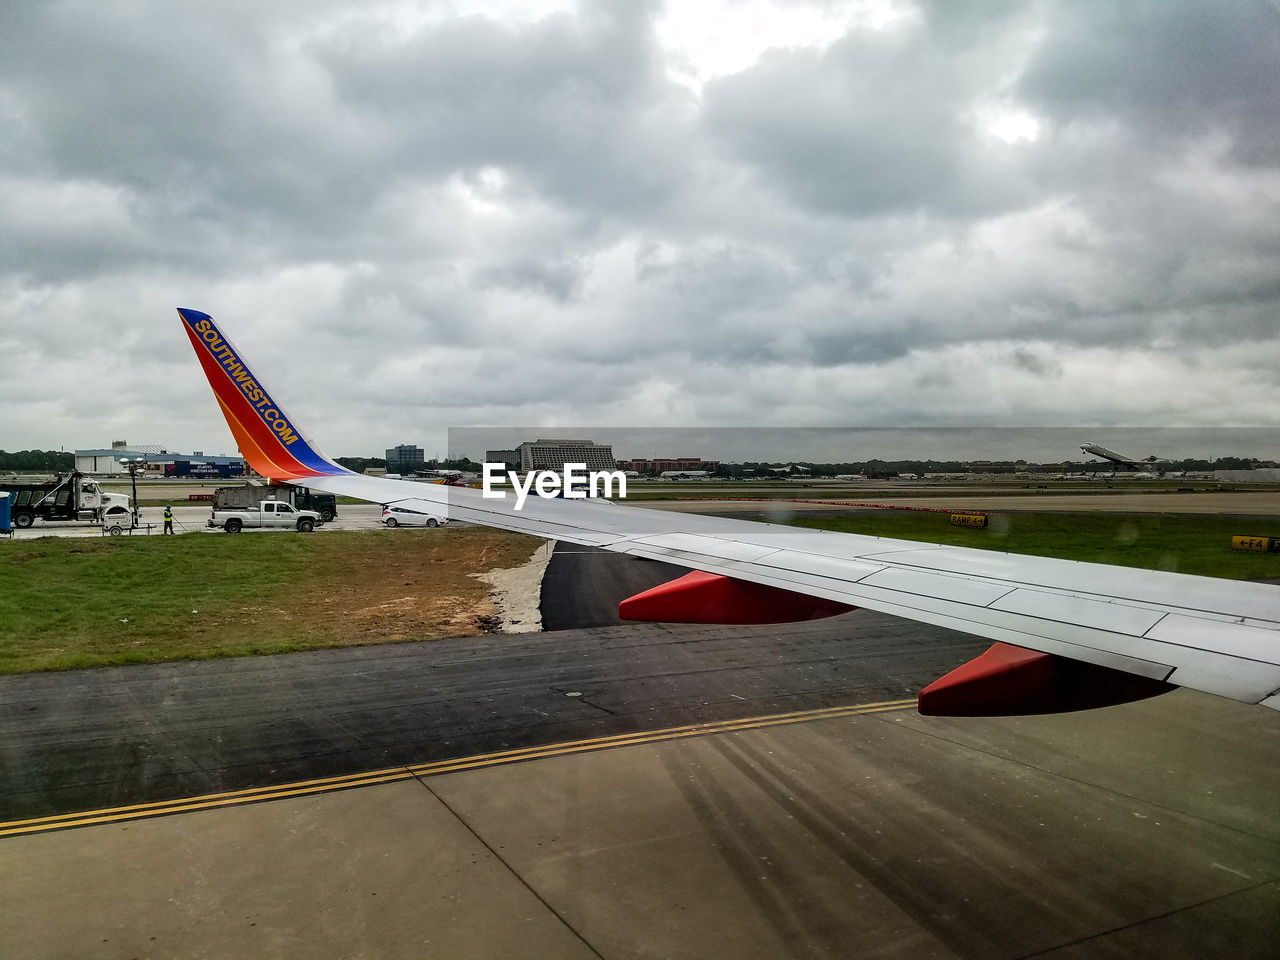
[212,483,338,522]
[207,500,321,533]
[4,471,131,528]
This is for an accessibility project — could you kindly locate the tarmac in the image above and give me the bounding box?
[8,486,1280,541]
[3,690,1277,959]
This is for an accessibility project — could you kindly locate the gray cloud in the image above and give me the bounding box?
[1020,1,1280,164]
[702,23,1033,218]
[1,1,1278,457]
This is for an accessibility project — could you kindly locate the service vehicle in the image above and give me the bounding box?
[212,483,338,521]
[381,505,448,528]
[5,471,131,528]
[100,504,137,536]
[208,500,321,533]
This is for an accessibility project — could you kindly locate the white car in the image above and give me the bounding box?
[382,505,448,528]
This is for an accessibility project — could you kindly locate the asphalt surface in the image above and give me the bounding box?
[0,605,984,822]
[540,541,687,630]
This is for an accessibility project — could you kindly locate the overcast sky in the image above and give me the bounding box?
[2,0,1279,462]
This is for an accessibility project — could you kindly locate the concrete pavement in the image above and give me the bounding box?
[3,690,1278,959]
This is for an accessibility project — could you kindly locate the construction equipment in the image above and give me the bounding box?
[4,472,130,528]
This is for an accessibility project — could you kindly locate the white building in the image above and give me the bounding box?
[518,439,616,473]
[75,442,244,477]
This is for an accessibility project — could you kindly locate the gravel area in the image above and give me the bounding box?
[475,539,555,633]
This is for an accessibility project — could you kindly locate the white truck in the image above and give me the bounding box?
[212,483,338,522]
[7,471,132,528]
[208,499,321,534]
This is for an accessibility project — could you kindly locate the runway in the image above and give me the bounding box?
[2,534,1279,957]
[10,483,1280,541]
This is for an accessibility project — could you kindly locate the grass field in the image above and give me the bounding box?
[3,510,1277,676]
[787,511,1280,580]
[0,528,540,674]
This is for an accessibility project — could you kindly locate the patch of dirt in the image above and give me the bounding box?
[205,527,543,647]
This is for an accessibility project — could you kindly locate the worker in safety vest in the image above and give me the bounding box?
[163,505,174,535]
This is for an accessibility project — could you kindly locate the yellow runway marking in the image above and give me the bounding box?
[0,699,915,838]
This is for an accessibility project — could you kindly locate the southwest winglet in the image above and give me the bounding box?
[178,308,346,482]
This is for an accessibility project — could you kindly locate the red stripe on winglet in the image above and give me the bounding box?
[918,641,1174,716]
[620,570,854,625]
[182,324,321,481]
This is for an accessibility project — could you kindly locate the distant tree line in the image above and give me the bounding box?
[437,457,481,472]
[0,449,74,472]
[710,460,969,479]
[332,454,1275,478]
[334,455,483,474]
[335,456,387,473]
[711,457,1277,478]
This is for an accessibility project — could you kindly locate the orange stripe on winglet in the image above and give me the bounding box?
[182,324,321,480]
[214,394,306,482]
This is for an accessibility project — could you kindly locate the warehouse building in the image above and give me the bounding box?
[618,457,720,474]
[75,442,244,477]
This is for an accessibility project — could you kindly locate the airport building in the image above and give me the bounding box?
[518,439,616,473]
[75,442,244,477]
[485,449,520,468]
[385,444,425,473]
[618,457,720,474]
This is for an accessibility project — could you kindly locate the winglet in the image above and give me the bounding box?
[177,308,346,482]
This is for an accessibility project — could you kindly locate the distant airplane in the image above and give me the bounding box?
[179,308,1280,717]
[1080,442,1171,473]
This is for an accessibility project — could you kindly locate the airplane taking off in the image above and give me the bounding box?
[179,309,1280,717]
[1080,442,1170,473]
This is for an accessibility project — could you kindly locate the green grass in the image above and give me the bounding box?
[0,528,538,674]
[0,536,316,672]
[786,511,1280,580]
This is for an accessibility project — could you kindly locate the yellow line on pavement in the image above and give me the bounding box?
[0,771,416,837]
[0,766,416,829]
[406,700,916,776]
[0,699,915,838]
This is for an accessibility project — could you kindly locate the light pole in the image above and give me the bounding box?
[118,457,144,526]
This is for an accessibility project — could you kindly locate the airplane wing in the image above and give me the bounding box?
[179,308,1280,715]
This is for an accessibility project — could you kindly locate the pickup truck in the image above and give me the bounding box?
[208,500,321,533]
[212,483,338,522]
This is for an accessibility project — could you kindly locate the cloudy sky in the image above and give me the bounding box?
[2,0,1279,461]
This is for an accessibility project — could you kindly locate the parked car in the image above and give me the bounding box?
[382,505,448,528]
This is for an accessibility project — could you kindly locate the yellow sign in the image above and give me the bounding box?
[950,513,989,528]
[1231,536,1276,553]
